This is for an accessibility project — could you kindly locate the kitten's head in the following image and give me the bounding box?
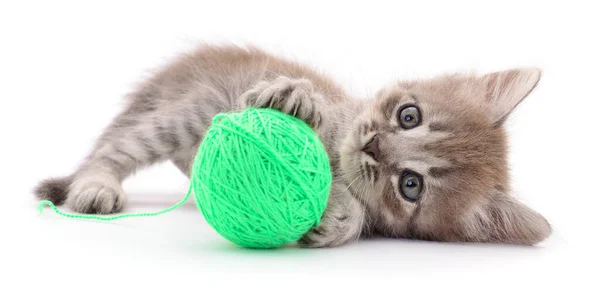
[340,68,551,245]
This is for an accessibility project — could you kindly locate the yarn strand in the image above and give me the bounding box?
[37,186,194,221]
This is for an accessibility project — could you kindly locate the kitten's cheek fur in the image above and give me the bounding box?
[339,150,355,183]
[339,131,360,182]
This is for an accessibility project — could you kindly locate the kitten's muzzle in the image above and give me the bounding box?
[362,134,380,162]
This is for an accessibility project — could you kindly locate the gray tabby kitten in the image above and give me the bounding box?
[34,45,551,248]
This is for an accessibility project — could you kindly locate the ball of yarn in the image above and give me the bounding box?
[191,108,332,249]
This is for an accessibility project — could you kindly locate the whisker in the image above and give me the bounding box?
[337,166,361,177]
[345,175,361,192]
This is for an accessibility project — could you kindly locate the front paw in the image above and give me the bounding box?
[241,76,323,128]
[298,212,364,248]
[298,187,366,248]
[66,174,126,214]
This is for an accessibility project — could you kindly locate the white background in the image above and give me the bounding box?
[1,0,597,288]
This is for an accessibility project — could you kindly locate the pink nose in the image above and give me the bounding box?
[362,134,380,161]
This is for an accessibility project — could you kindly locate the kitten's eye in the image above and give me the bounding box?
[401,171,423,201]
[398,106,421,129]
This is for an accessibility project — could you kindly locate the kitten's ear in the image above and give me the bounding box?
[478,68,542,125]
[473,194,551,245]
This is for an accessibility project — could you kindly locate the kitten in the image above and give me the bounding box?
[34,44,551,248]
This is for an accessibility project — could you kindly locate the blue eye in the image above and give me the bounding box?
[400,171,423,201]
[398,105,421,129]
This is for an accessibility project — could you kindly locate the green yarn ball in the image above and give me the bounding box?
[191,108,332,249]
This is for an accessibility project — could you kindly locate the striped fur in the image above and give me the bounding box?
[34,44,550,247]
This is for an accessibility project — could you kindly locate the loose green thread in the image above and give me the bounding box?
[37,187,193,221]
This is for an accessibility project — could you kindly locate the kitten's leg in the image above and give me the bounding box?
[36,104,203,214]
[240,76,367,247]
[66,111,174,214]
[298,182,367,248]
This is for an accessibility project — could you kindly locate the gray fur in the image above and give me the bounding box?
[33,176,73,205]
[34,44,551,248]
[34,45,366,247]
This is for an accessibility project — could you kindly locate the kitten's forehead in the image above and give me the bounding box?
[382,125,452,174]
[374,81,498,168]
